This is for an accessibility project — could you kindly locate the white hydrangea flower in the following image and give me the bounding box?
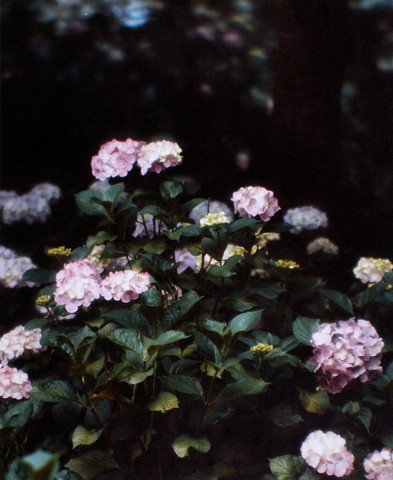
[353,257,393,283]
[137,140,182,175]
[189,200,234,223]
[199,212,230,227]
[283,206,328,234]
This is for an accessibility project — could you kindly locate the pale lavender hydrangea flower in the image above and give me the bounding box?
[0,326,44,363]
[54,259,102,313]
[137,140,182,175]
[132,214,170,238]
[283,206,328,234]
[300,430,354,477]
[310,318,384,394]
[91,138,143,181]
[29,183,61,203]
[0,246,37,288]
[88,179,111,195]
[0,365,32,400]
[100,269,150,302]
[0,190,18,209]
[231,186,280,221]
[364,448,393,480]
[189,200,234,223]
[307,237,339,256]
[353,257,393,283]
[175,248,198,273]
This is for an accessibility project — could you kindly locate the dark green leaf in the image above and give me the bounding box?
[102,183,125,203]
[159,375,203,396]
[201,237,223,261]
[104,328,144,357]
[162,292,202,330]
[318,288,354,315]
[228,310,263,336]
[86,231,117,249]
[299,390,329,415]
[101,309,152,336]
[21,268,56,284]
[160,181,183,199]
[184,198,206,212]
[292,317,320,346]
[218,378,269,401]
[269,455,304,480]
[140,287,162,307]
[31,379,74,403]
[267,405,303,426]
[229,218,260,233]
[75,190,107,216]
[65,450,118,480]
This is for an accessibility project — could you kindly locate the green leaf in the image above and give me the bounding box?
[299,390,329,415]
[31,379,74,403]
[160,180,183,199]
[118,368,154,385]
[104,328,145,358]
[269,455,304,480]
[218,378,269,401]
[85,355,105,378]
[355,283,386,308]
[101,309,152,336]
[6,450,60,480]
[172,435,211,458]
[383,272,393,284]
[86,231,117,249]
[166,224,203,240]
[267,405,303,427]
[21,268,56,284]
[148,391,179,412]
[102,183,125,203]
[208,265,236,278]
[151,330,189,348]
[75,190,107,217]
[229,218,260,233]
[298,469,319,480]
[159,375,203,396]
[201,237,223,261]
[184,198,206,212]
[162,292,202,330]
[380,430,393,448]
[318,288,354,315]
[292,317,320,346]
[140,287,162,307]
[72,426,103,449]
[228,310,263,336]
[65,451,118,480]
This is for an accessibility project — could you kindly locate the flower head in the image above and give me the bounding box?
[91,138,143,181]
[0,326,44,363]
[283,206,328,234]
[300,430,354,477]
[307,237,339,256]
[310,318,384,393]
[100,269,151,303]
[353,257,393,284]
[54,259,102,313]
[250,343,274,356]
[364,448,393,480]
[174,248,198,274]
[275,259,300,269]
[200,212,230,227]
[137,140,182,175]
[189,200,234,223]
[47,246,72,258]
[0,365,32,400]
[231,186,280,221]
[0,246,37,288]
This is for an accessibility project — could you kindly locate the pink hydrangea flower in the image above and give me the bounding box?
[100,269,151,303]
[310,318,384,394]
[0,326,44,363]
[231,186,280,221]
[91,138,143,181]
[137,140,182,175]
[0,364,32,400]
[364,448,393,480]
[301,430,354,477]
[54,259,102,313]
[353,257,393,283]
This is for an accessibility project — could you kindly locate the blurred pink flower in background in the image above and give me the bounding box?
[310,318,384,394]
[231,186,280,221]
[301,430,354,477]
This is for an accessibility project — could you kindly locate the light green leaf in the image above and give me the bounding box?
[299,390,329,415]
[160,180,183,199]
[102,183,125,203]
[148,391,179,412]
[86,231,117,249]
[72,426,103,449]
[269,455,304,480]
[228,310,263,336]
[172,435,211,458]
[268,405,303,426]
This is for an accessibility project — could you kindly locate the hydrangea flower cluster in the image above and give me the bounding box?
[132,214,170,239]
[189,200,234,224]
[310,318,384,393]
[1,183,61,224]
[137,140,182,175]
[300,430,354,477]
[0,326,44,362]
[364,448,393,480]
[0,365,32,400]
[54,259,102,313]
[175,248,198,274]
[0,246,37,288]
[100,269,150,303]
[199,212,230,227]
[353,257,393,283]
[231,186,280,221]
[91,138,143,181]
[307,237,339,256]
[283,206,328,234]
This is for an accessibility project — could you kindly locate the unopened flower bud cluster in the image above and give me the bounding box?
[199,212,230,227]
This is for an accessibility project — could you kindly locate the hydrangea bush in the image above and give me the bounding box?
[2,137,393,480]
